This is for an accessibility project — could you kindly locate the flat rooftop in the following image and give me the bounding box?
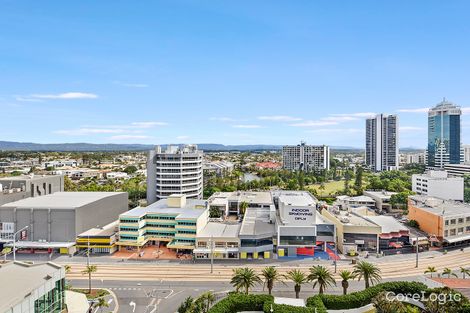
[364,215,409,233]
[0,175,59,182]
[274,190,317,206]
[209,191,273,205]
[77,220,118,237]
[0,261,63,312]
[364,190,397,199]
[239,207,275,238]
[324,208,379,227]
[197,222,241,238]
[0,192,126,209]
[121,198,207,219]
[409,195,470,216]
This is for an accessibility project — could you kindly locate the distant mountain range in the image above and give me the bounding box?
[0,141,424,152]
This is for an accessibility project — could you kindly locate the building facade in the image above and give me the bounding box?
[412,171,464,201]
[408,195,470,246]
[365,114,399,172]
[0,262,65,313]
[282,142,330,172]
[427,99,463,168]
[117,194,209,252]
[0,175,64,206]
[147,145,203,205]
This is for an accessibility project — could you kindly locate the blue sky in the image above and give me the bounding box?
[1,1,470,148]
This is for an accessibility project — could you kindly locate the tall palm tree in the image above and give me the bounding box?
[460,267,470,279]
[177,296,194,313]
[81,265,97,294]
[230,268,261,294]
[424,266,437,278]
[353,261,381,289]
[443,268,458,278]
[261,266,282,295]
[284,269,308,299]
[307,265,336,295]
[339,270,356,295]
[197,291,216,313]
[93,297,109,313]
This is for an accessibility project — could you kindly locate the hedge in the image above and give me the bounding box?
[208,294,273,313]
[306,281,428,310]
[263,302,317,313]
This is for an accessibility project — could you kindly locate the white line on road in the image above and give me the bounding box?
[166,290,182,299]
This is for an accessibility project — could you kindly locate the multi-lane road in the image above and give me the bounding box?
[63,249,470,313]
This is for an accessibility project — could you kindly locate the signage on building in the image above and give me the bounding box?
[0,222,14,234]
[286,207,315,224]
[20,230,28,240]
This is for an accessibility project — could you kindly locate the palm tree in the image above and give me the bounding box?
[239,201,249,215]
[424,266,437,278]
[353,261,381,289]
[307,265,336,295]
[81,265,97,294]
[93,297,109,313]
[177,296,194,313]
[261,266,282,295]
[443,268,458,278]
[339,270,356,295]
[230,268,261,294]
[197,291,216,313]
[460,267,470,279]
[284,269,308,299]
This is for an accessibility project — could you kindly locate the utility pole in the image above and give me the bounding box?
[415,234,419,268]
[210,235,214,274]
[87,235,90,268]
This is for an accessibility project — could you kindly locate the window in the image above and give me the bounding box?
[444,230,449,237]
[458,218,464,224]
[279,236,315,246]
[450,229,456,236]
[451,219,456,225]
[445,220,449,226]
[458,227,464,233]
[466,226,470,233]
[466,217,470,223]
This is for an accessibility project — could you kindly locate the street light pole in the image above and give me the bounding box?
[13,226,29,262]
[415,234,419,268]
[210,235,214,274]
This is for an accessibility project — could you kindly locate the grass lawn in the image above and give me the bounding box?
[308,180,345,197]
[69,288,109,300]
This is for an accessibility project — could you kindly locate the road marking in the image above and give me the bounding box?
[166,290,182,299]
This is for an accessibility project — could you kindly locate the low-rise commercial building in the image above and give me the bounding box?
[239,206,276,259]
[0,192,127,254]
[203,161,234,176]
[0,175,64,206]
[443,163,470,177]
[408,195,470,246]
[76,221,119,254]
[335,195,376,210]
[321,207,381,254]
[364,215,411,251]
[273,191,335,258]
[194,222,241,259]
[412,171,464,201]
[0,261,65,313]
[363,190,397,212]
[208,191,273,216]
[117,194,209,252]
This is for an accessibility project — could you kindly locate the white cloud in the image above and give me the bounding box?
[30,92,98,99]
[130,121,168,128]
[113,81,149,88]
[331,112,376,118]
[462,107,470,115]
[397,108,429,113]
[15,96,44,102]
[306,128,363,133]
[232,124,263,129]
[289,120,338,127]
[54,128,126,135]
[257,115,302,121]
[108,135,152,140]
[176,135,190,140]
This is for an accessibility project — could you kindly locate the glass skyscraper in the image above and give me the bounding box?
[427,99,463,168]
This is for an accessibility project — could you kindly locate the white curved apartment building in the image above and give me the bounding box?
[147,145,203,204]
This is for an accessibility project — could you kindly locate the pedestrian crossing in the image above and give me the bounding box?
[109,287,143,291]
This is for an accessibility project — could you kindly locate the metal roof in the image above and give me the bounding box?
[121,198,207,219]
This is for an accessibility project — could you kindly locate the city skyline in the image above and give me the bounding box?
[2,1,470,147]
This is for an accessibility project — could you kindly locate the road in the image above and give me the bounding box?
[69,276,443,313]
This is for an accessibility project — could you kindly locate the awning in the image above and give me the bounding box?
[444,234,470,244]
[4,241,75,249]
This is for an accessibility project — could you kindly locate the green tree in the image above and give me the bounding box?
[230,268,261,294]
[339,270,356,295]
[81,265,97,294]
[443,268,458,278]
[261,266,282,296]
[209,207,222,218]
[93,297,109,313]
[178,296,195,313]
[123,165,138,174]
[307,265,336,295]
[460,267,470,279]
[424,266,437,278]
[284,269,308,299]
[239,201,249,215]
[353,261,382,289]
[197,291,216,313]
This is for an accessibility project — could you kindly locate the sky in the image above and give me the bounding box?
[1,1,470,148]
